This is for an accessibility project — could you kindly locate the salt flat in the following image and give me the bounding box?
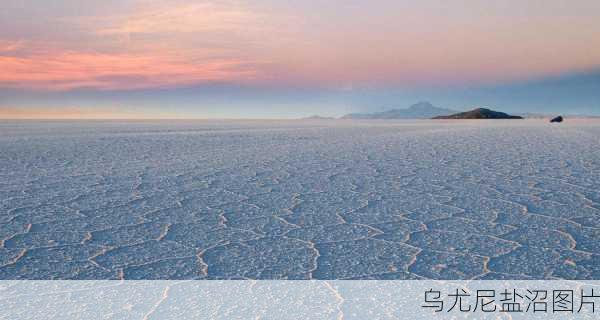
[0,119,599,280]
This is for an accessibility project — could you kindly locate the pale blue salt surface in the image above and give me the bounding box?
[0,119,599,280]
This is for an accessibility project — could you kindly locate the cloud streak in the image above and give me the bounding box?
[93,2,260,35]
[0,51,261,91]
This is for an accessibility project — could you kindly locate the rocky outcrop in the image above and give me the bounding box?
[433,108,523,119]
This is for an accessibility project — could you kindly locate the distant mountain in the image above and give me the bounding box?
[301,115,335,120]
[342,102,457,119]
[433,108,523,119]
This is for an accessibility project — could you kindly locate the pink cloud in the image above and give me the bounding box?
[0,2,275,91]
[0,51,261,91]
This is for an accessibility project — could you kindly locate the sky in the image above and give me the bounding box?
[1,0,599,119]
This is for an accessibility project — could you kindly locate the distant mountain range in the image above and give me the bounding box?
[341,102,457,119]
[307,102,597,120]
[433,108,523,119]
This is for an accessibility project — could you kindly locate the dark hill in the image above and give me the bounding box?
[433,108,523,119]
